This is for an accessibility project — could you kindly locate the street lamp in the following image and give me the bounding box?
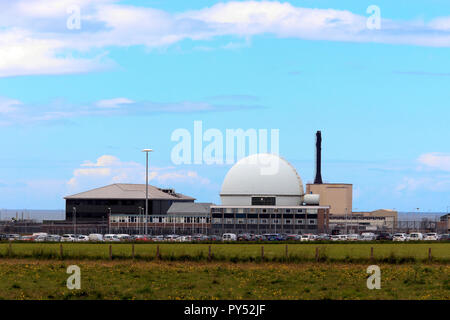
[142,149,153,235]
[72,207,77,235]
[107,207,111,234]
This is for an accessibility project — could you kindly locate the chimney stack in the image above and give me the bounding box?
[314,131,323,184]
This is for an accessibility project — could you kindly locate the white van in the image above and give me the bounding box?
[222,233,237,241]
[408,232,423,241]
[88,234,104,242]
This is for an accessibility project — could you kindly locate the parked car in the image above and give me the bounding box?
[20,235,35,241]
[331,235,348,241]
[76,235,90,242]
[222,233,237,241]
[408,232,423,241]
[347,234,360,241]
[424,233,438,241]
[300,234,315,241]
[393,233,408,241]
[34,234,48,242]
[177,235,192,242]
[7,234,20,241]
[88,234,104,242]
[104,234,120,242]
[117,234,132,241]
[317,234,331,241]
[208,235,221,241]
[360,232,376,241]
[376,232,392,241]
[46,234,61,242]
[61,234,76,242]
[286,234,300,241]
[438,234,450,241]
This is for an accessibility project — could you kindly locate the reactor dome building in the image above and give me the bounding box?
[211,153,330,235]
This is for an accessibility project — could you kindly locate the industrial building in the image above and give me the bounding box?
[59,130,409,236]
[211,153,330,235]
[329,209,398,233]
[64,183,195,222]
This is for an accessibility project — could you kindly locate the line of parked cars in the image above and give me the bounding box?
[0,232,449,242]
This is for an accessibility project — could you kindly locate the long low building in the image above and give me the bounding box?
[65,183,195,222]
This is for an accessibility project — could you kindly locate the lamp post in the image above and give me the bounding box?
[138,206,142,234]
[107,207,111,234]
[72,207,77,235]
[345,207,348,235]
[142,149,153,235]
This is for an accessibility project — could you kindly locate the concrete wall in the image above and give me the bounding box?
[306,184,352,215]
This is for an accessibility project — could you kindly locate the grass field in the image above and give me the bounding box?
[0,242,449,263]
[0,259,448,300]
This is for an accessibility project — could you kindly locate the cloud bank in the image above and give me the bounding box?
[3,1,450,77]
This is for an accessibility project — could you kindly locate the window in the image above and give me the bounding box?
[284,219,292,224]
[296,219,304,225]
[272,219,281,225]
[307,209,318,214]
[308,219,317,225]
[237,219,245,224]
[212,218,222,224]
[225,218,233,224]
[260,219,268,224]
[251,197,276,205]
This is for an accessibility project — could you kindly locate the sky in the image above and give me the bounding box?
[0,0,449,212]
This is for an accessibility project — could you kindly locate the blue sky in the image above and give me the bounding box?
[0,0,449,212]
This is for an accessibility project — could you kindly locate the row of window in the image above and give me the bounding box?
[212,208,319,214]
[212,218,317,225]
[111,216,209,224]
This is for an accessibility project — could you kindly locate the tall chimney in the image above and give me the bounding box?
[314,130,323,184]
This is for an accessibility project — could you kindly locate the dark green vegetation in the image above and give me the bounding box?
[0,242,448,264]
[0,259,448,300]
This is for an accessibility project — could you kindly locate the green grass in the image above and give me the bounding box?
[0,259,448,300]
[0,242,448,263]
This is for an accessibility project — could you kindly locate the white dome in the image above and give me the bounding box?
[220,153,304,198]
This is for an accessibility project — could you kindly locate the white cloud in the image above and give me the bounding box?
[418,152,450,172]
[67,154,210,192]
[3,1,450,77]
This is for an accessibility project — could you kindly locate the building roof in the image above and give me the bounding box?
[64,184,195,201]
[167,202,213,216]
